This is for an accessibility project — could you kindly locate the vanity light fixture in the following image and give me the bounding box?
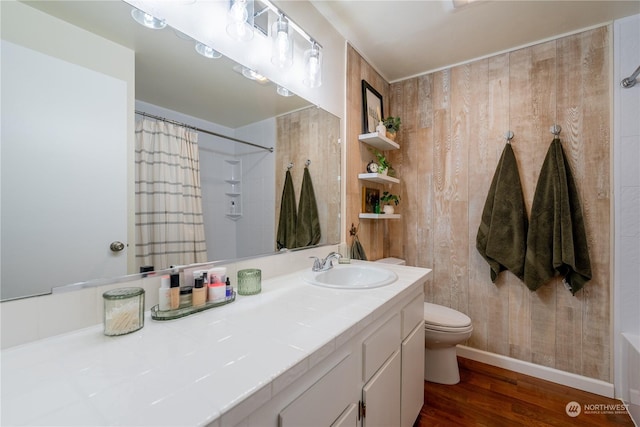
[195,42,222,59]
[131,8,166,30]
[276,85,295,97]
[232,65,270,84]
[227,0,254,41]
[271,15,293,69]
[303,41,322,88]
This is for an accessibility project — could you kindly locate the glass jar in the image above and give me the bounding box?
[237,268,261,295]
[103,287,145,336]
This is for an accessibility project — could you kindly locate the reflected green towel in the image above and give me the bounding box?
[296,167,321,247]
[350,236,367,260]
[476,143,528,282]
[524,138,592,294]
[276,170,297,250]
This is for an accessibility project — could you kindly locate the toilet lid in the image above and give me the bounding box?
[424,302,471,328]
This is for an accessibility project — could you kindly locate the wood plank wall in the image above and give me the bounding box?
[346,26,611,381]
[346,45,391,261]
[276,107,341,249]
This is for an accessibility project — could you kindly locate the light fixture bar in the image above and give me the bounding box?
[257,0,322,48]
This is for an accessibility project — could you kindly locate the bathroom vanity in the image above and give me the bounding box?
[0,262,430,427]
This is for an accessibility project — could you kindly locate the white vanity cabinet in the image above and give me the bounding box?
[238,286,425,427]
[360,294,425,427]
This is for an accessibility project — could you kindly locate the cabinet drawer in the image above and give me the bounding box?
[401,295,423,340]
[363,313,400,382]
[279,354,353,427]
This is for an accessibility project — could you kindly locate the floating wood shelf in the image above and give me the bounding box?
[358,173,400,184]
[359,213,401,219]
[358,133,400,151]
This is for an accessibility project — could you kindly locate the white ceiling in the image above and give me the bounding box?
[310,0,640,82]
[19,1,640,127]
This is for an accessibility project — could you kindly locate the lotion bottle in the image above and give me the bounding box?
[158,275,171,311]
[170,273,180,310]
[192,277,206,307]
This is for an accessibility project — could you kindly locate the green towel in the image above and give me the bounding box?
[276,170,297,250]
[524,138,592,294]
[296,167,321,247]
[476,143,528,282]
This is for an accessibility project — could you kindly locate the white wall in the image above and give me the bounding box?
[613,12,640,413]
[235,121,277,258]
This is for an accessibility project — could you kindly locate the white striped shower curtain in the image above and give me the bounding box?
[135,119,207,270]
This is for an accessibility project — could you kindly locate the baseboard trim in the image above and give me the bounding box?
[456,345,615,398]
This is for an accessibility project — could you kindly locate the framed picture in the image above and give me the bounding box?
[362,187,380,213]
[362,80,383,134]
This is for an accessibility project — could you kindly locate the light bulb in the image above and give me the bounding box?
[271,19,293,68]
[303,44,322,88]
[227,0,254,41]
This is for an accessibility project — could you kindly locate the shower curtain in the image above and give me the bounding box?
[135,118,207,269]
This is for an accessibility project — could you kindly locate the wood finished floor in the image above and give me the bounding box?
[416,357,634,427]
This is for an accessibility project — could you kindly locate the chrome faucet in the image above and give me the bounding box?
[310,252,342,272]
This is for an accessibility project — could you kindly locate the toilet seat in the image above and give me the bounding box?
[424,302,471,329]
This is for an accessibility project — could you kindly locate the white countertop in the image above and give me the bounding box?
[1,262,430,426]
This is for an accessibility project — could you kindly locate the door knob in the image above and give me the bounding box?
[110,241,125,252]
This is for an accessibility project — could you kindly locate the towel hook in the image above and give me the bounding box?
[550,124,562,136]
[305,159,311,167]
[504,130,514,143]
[287,162,293,170]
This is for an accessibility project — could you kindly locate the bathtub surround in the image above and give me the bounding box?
[347,25,612,385]
[613,13,640,424]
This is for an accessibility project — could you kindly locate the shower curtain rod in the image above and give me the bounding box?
[135,110,274,153]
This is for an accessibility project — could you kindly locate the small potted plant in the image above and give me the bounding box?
[369,148,393,175]
[380,191,400,214]
[383,116,401,140]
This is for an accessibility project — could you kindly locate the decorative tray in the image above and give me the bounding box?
[150,291,236,321]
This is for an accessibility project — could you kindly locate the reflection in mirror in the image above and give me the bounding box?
[0,1,341,301]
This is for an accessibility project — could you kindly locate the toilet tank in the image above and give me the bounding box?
[375,257,406,265]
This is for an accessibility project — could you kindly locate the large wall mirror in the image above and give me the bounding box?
[1,0,341,301]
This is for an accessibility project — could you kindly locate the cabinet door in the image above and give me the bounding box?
[363,313,400,382]
[331,403,358,427]
[401,323,425,427]
[362,349,401,427]
[279,354,354,427]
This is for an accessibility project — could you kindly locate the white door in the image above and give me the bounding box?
[1,40,128,299]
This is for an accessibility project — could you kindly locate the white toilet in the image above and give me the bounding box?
[374,258,473,385]
[423,302,473,384]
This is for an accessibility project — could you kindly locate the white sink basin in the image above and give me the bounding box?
[302,264,398,289]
